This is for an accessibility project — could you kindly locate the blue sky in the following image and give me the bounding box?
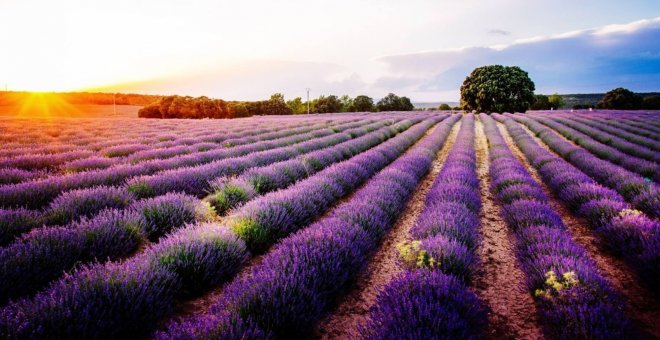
[1,0,659,101]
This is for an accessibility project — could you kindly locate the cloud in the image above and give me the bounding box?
[102,17,660,102]
[488,29,511,36]
[379,17,660,100]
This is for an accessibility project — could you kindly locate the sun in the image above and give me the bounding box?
[15,93,83,119]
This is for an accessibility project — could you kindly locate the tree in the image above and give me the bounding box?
[548,93,564,109]
[597,88,642,110]
[460,65,536,113]
[286,97,306,114]
[353,95,374,112]
[530,94,550,110]
[314,95,342,113]
[377,93,414,111]
[642,95,660,110]
[438,103,451,110]
[337,95,353,112]
[399,96,414,111]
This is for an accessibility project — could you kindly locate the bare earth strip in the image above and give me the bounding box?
[506,121,660,339]
[474,117,544,340]
[313,119,462,339]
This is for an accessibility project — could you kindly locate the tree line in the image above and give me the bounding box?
[138,93,414,119]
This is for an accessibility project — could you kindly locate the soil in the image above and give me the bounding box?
[502,120,660,339]
[313,118,462,339]
[473,117,545,340]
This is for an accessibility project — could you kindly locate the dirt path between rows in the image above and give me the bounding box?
[154,117,448,335]
[503,120,660,339]
[313,118,462,339]
[473,117,544,340]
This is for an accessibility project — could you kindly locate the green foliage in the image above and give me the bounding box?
[597,87,643,109]
[353,95,375,112]
[548,93,564,109]
[138,93,292,119]
[531,94,550,110]
[438,103,452,110]
[286,97,306,114]
[460,65,536,113]
[376,93,414,111]
[339,95,354,112]
[642,95,660,109]
[314,95,342,113]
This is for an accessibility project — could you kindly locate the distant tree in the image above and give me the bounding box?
[642,95,660,110]
[353,95,375,112]
[286,97,306,114]
[597,87,642,110]
[548,93,564,109]
[460,65,535,113]
[314,95,342,113]
[377,93,414,111]
[339,95,354,112]
[265,93,293,115]
[530,94,550,110]
[452,106,461,111]
[438,103,452,110]
[137,104,162,118]
[399,96,414,111]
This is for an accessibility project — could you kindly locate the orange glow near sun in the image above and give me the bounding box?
[15,93,82,119]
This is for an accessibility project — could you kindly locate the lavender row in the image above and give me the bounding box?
[221,116,447,252]
[510,114,660,218]
[206,118,413,215]
[0,120,402,245]
[500,115,660,290]
[158,114,459,339]
[528,114,658,180]
[0,118,350,174]
[569,115,660,152]
[0,222,248,338]
[0,193,210,304]
[0,114,452,338]
[0,117,426,304]
[550,114,660,160]
[60,119,372,173]
[0,118,375,209]
[0,121,402,246]
[595,114,660,138]
[125,119,408,199]
[365,114,486,339]
[482,114,630,339]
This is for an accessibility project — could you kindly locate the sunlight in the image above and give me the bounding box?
[15,93,83,119]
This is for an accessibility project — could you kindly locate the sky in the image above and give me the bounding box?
[1,0,659,102]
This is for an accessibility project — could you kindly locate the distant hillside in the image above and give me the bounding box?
[559,92,660,108]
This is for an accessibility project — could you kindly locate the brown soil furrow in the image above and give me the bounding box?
[314,118,462,339]
[474,117,544,340]
[501,120,660,338]
[157,117,447,332]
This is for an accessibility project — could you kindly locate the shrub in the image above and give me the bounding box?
[131,193,211,240]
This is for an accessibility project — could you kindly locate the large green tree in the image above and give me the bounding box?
[548,93,564,109]
[460,65,535,113]
[377,93,414,111]
[353,95,375,112]
[314,95,342,113]
[597,87,642,110]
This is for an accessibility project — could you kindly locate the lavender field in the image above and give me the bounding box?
[0,110,658,339]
